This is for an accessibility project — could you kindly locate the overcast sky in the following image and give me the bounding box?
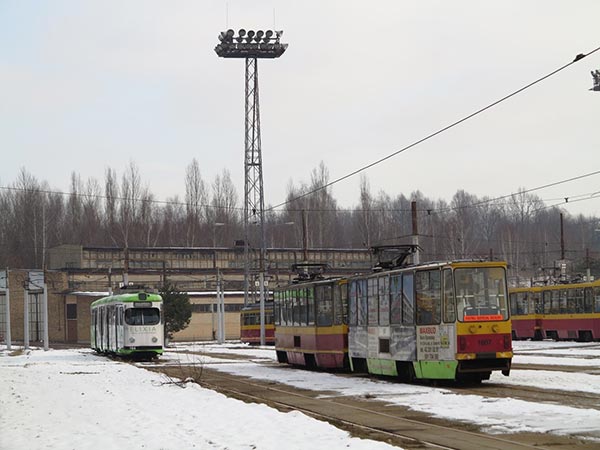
[1,1,599,217]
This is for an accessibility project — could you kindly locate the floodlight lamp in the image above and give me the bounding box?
[276,30,283,38]
[215,27,287,58]
[263,30,274,43]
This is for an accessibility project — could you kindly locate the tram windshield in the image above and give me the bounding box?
[125,307,160,326]
[454,267,508,321]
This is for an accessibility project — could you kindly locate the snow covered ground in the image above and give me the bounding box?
[2,340,600,449]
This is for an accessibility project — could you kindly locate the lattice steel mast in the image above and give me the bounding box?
[215,29,287,345]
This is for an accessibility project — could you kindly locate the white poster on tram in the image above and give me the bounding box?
[416,325,454,361]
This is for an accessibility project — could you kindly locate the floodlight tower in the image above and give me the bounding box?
[215,28,287,345]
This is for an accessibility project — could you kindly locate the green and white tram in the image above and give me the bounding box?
[91,290,164,359]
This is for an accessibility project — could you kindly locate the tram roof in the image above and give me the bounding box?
[91,292,162,307]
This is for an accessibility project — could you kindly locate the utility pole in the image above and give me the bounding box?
[302,209,308,261]
[411,201,420,264]
[216,269,225,343]
[560,213,565,260]
[1,269,10,351]
[123,247,130,287]
[23,279,29,350]
[42,278,49,351]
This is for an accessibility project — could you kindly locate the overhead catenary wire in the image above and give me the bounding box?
[269,45,600,211]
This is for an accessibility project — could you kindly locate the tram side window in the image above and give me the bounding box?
[299,289,308,326]
[292,289,300,326]
[511,292,529,316]
[570,288,585,313]
[402,273,414,325]
[378,275,390,326]
[333,283,343,325]
[341,283,348,325]
[390,275,402,324]
[442,269,455,323]
[559,290,568,314]
[367,278,378,326]
[285,290,292,326]
[532,292,542,314]
[584,288,594,314]
[273,293,280,326]
[357,279,368,326]
[594,287,600,313]
[415,270,441,325]
[307,288,315,326]
[278,292,284,325]
[316,285,333,327]
[509,293,517,316]
[349,281,358,326]
[543,291,553,314]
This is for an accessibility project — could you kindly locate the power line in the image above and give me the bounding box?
[269,45,600,211]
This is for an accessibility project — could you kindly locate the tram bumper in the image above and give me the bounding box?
[456,351,512,375]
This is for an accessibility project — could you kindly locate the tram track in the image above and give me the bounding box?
[145,362,595,450]
[447,382,600,411]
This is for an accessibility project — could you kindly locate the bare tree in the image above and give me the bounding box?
[119,162,143,248]
[184,159,208,246]
[211,169,240,246]
[104,167,119,246]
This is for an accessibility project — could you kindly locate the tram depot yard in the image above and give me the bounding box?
[2,340,600,450]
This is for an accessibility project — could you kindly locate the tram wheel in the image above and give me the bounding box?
[396,361,415,383]
[276,350,288,364]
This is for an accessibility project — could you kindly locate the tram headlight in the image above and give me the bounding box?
[152,337,158,343]
[129,337,136,343]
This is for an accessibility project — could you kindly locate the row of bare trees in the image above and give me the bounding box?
[1,161,599,280]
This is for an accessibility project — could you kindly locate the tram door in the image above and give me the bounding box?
[116,305,124,350]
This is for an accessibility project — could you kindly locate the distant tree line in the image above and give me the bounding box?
[1,160,599,282]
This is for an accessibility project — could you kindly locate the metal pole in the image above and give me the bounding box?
[23,286,29,350]
[259,272,265,345]
[302,209,308,261]
[211,296,216,341]
[560,213,565,260]
[123,247,129,286]
[220,281,225,342]
[42,283,49,351]
[2,269,10,350]
[217,270,224,343]
[411,201,420,264]
[5,287,11,351]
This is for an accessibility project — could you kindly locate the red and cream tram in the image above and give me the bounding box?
[274,254,513,382]
[510,279,600,341]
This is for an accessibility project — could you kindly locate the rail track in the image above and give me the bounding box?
[143,351,600,450]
